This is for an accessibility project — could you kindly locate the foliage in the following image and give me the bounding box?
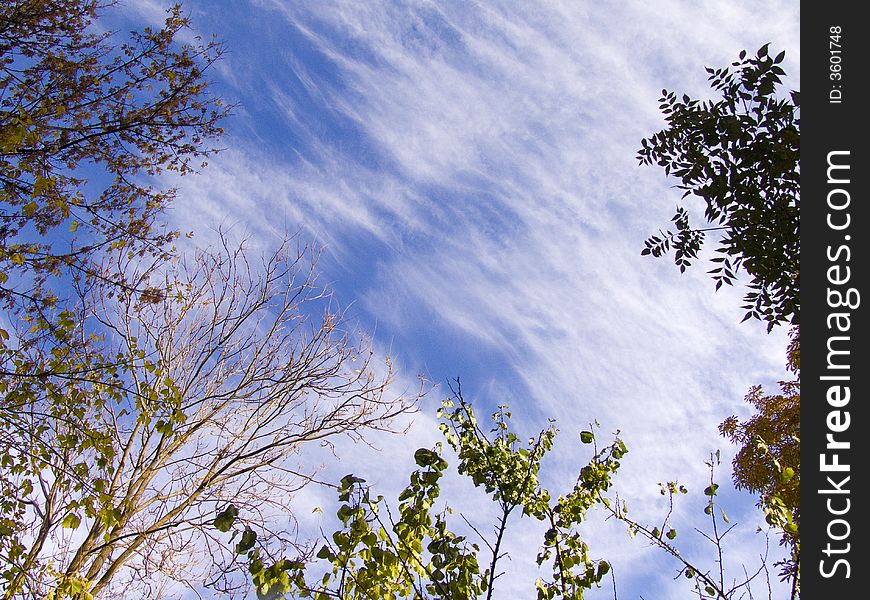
[0,3,235,596]
[639,44,799,331]
[0,301,117,599]
[222,391,625,600]
[639,44,801,597]
[720,327,799,593]
[0,0,228,313]
[0,236,416,599]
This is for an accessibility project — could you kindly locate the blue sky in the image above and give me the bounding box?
[120,1,799,597]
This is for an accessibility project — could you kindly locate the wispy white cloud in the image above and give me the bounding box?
[158,0,799,596]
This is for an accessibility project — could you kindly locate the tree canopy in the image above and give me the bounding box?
[0,0,228,314]
[219,391,624,600]
[639,44,801,598]
[639,44,799,331]
[1,234,416,599]
[219,393,790,600]
[2,3,231,593]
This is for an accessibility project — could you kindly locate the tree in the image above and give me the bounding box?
[0,235,417,599]
[1,3,233,595]
[0,0,228,314]
[222,389,625,600]
[638,44,799,331]
[638,45,801,597]
[719,327,799,595]
[222,393,790,600]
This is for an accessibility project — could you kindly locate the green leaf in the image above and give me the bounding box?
[62,513,82,529]
[236,527,257,554]
[579,431,594,444]
[414,448,439,467]
[214,504,238,532]
[340,474,365,488]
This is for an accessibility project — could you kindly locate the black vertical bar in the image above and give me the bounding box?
[802,2,867,597]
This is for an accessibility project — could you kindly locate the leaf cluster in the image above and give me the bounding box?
[242,390,625,600]
[0,0,229,314]
[639,45,799,331]
[720,328,800,590]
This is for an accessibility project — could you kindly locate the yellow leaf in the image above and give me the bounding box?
[22,201,38,217]
[62,513,81,529]
[31,175,53,197]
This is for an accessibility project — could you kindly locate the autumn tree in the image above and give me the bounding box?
[639,44,799,331]
[720,327,800,595]
[1,3,235,595]
[0,235,417,599]
[0,0,228,313]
